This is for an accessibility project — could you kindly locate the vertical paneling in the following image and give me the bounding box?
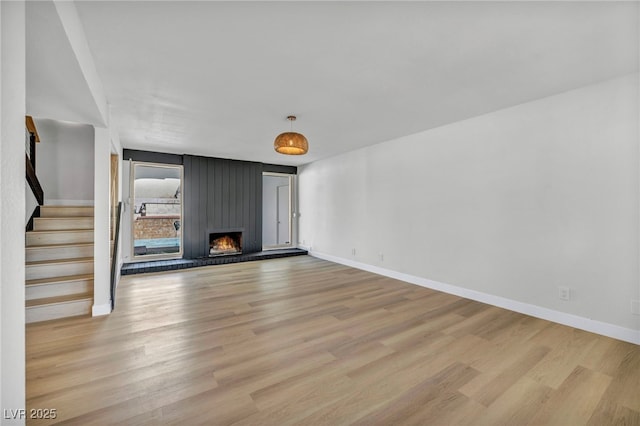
[229,161,235,227]
[222,160,229,229]
[183,155,263,258]
[243,165,252,250]
[213,159,222,230]
[198,156,208,256]
[207,159,215,236]
[254,162,263,252]
[236,165,244,230]
[182,155,194,259]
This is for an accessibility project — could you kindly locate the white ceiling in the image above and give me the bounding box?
[28,1,639,166]
[26,1,105,126]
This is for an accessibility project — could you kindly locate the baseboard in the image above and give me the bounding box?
[92,302,112,316]
[46,199,95,206]
[308,249,640,345]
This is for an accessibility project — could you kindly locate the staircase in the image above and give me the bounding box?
[26,205,94,323]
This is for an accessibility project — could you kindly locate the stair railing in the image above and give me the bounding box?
[110,201,123,310]
[111,201,122,311]
[26,116,44,231]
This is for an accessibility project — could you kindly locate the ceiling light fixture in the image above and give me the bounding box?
[274,115,308,155]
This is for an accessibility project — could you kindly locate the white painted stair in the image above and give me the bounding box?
[26,242,94,262]
[26,229,93,246]
[26,257,94,280]
[26,206,94,323]
[33,216,94,231]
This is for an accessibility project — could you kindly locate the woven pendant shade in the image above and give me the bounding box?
[274,116,308,155]
[274,132,308,155]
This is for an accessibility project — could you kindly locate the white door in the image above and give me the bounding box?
[277,185,290,245]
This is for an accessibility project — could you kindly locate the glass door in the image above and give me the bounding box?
[131,162,183,259]
[262,172,292,249]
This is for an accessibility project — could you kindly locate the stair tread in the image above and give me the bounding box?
[41,206,94,210]
[26,292,93,308]
[26,242,94,250]
[26,273,94,286]
[35,217,93,220]
[40,206,94,217]
[27,229,93,234]
[26,229,95,247]
[26,257,94,266]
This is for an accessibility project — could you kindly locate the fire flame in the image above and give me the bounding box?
[212,236,238,251]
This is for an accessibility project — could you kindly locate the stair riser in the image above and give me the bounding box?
[26,245,94,262]
[26,262,93,281]
[34,218,94,231]
[26,280,93,301]
[27,231,93,246]
[26,299,93,323]
[40,206,94,218]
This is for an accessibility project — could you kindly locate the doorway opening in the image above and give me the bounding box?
[131,162,183,259]
[262,172,292,250]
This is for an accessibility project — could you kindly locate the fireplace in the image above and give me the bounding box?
[209,231,242,257]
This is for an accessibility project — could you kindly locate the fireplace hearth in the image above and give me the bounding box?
[209,231,242,257]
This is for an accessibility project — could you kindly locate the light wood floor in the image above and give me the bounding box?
[27,256,639,425]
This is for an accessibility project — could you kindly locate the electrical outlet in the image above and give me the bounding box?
[632,300,640,315]
[558,286,571,301]
[351,248,356,256]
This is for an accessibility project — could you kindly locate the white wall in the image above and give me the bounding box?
[1,0,26,422]
[299,74,640,343]
[92,127,111,316]
[34,118,94,205]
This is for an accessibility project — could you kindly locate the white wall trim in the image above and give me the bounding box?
[93,127,111,315]
[305,248,640,345]
[92,302,111,317]
[45,199,94,206]
[1,0,27,416]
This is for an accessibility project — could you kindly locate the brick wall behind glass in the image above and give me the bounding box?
[134,216,180,239]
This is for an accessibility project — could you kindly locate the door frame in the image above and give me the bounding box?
[262,172,293,250]
[130,161,184,260]
[110,154,119,241]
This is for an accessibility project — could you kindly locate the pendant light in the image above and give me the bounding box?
[274,115,308,155]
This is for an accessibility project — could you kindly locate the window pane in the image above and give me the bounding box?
[133,164,182,258]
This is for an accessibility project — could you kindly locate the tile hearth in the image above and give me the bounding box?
[121,248,308,275]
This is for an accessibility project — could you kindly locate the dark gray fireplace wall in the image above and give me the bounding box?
[183,155,263,258]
